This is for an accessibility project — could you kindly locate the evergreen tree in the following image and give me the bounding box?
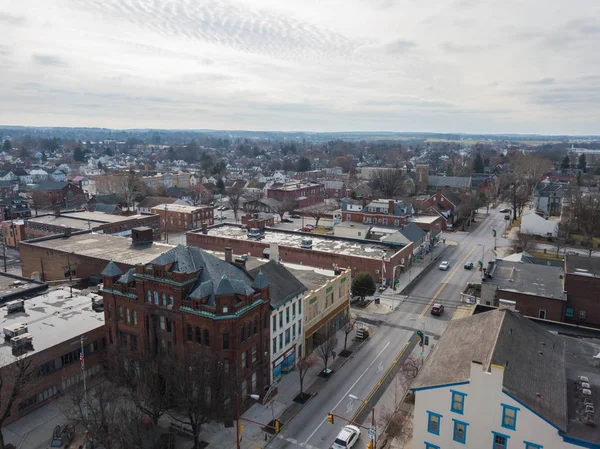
[296,157,311,172]
[578,154,587,173]
[472,152,484,173]
[561,155,571,169]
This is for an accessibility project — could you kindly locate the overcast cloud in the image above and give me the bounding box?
[1,0,599,134]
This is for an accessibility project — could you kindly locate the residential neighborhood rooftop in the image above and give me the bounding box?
[565,254,600,278]
[489,260,565,300]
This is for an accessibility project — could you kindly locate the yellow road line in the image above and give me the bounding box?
[417,245,477,319]
[351,339,411,422]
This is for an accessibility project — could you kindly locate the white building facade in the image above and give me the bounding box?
[270,291,304,384]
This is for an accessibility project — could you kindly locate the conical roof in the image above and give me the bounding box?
[101,260,122,277]
[251,269,269,290]
[215,275,235,295]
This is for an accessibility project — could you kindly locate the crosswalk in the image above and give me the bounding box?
[273,434,320,449]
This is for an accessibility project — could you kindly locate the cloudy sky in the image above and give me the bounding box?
[1,0,599,134]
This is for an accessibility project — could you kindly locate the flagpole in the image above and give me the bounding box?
[81,336,88,422]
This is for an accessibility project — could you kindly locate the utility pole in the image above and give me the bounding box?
[164,204,169,243]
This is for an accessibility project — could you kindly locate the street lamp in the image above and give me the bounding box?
[235,393,260,449]
[348,394,377,448]
[477,244,484,271]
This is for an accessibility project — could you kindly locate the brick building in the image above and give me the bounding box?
[100,245,272,413]
[19,231,173,282]
[480,260,566,321]
[24,210,160,240]
[187,226,414,287]
[28,181,87,209]
[151,203,214,233]
[2,220,27,248]
[412,188,465,228]
[241,213,275,230]
[337,198,414,227]
[0,287,105,424]
[267,182,324,208]
[564,255,600,327]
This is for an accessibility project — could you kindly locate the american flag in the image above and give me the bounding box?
[80,352,84,371]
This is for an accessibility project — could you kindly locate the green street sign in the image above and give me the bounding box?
[416,330,424,341]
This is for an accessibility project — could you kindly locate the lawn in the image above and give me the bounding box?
[570,234,600,246]
[508,217,521,231]
[529,250,563,261]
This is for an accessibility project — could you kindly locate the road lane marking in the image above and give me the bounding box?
[351,338,411,423]
[418,245,477,319]
[302,341,391,445]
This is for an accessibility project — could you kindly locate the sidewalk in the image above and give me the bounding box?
[197,327,368,449]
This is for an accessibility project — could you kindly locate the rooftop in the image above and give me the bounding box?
[248,260,308,309]
[409,215,440,224]
[28,211,156,228]
[0,273,47,302]
[202,225,397,259]
[566,254,600,278]
[0,287,105,368]
[269,182,322,191]
[152,203,211,213]
[21,233,173,266]
[489,260,565,300]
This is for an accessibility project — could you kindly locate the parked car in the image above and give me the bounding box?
[290,214,301,219]
[431,303,445,316]
[282,218,294,223]
[464,262,474,270]
[439,261,450,270]
[306,224,317,229]
[504,214,511,221]
[299,227,312,232]
[47,424,74,448]
[332,425,361,449]
[378,285,387,292]
[499,208,510,213]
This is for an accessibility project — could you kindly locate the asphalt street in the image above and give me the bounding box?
[267,206,506,449]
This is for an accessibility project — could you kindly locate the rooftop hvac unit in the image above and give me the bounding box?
[6,300,24,314]
[3,323,28,340]
[11,333,33,355]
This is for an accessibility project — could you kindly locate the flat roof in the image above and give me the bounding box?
[203,225,396,259]
[0,287,105,368]
[270,182,322,191]
[409,216,440,224]
[152,204,211,213]
[0,274,45,300]
[566,254,600,278]
[28,211,156,228]
[22,233,173,266]
[491,260,565,300]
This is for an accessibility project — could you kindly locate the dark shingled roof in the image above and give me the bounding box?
[398,222,426,244]
[251,269,269,290]
[137,196,177,209]
[249,260,307,309]
[101,260,122,277]
[151,245,254,305]
[412,309,567,430]
[118,268,135,284]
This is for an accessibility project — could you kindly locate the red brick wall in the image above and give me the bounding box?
[267,184,325,207]
[339,212,409,227]
[0,325,106,424]
[186,233,413,285]
[564,273,600,326]
[151,207,214,232]
[496,290,565,322]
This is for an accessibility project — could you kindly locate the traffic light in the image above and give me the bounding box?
[327,413,334,424]
[424,335,430,346]
[275,419,281,433]
[239,422,244,434]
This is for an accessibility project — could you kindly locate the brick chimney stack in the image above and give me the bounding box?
[225,247,233,264]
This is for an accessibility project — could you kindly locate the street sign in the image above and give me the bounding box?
[369,425,376,438]
[416,330,424,341]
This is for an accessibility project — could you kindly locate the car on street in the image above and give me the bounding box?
[290,214,301,219]
[499,208,510,213]
[439,261,450,270]
[281,218,294,223]
[378,285,387,292]
[331,425,361,449]
[504,214,511,221]
[431,303,445,316]
[464,262,474,270]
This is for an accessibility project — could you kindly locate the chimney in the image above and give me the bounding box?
[225,247,233,263]
[64,227,72,237]
[269,243,279,263]
[388,200,394,214]
[54,206,61,217]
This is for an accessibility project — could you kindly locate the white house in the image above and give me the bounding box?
[411,309,599,449]
[249,256,307,385]
[520,211,559,238]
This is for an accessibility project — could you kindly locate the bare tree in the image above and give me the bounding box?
[0,358,35,449]
[114,171,145,212]
[29,190,51,216]
[187,184,210,206]
[272,198,296,221]
[228,188,244,222]
[296,355,318,400]
[370,169,407,197]
[167,352,233,449]
[305,204,333,227]
[576,194,600,257]
[499,153,547,220]
[514,230,535,253]
[341,313,356,353]
[400,356,424,384]
[317,327,338,373]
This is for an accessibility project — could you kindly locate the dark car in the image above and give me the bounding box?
[464,262,473,270]
[290,214,301,219]
[282,218,294,223]
[504,214,511,221]
[431,304,445,316]
[499,208,510,213]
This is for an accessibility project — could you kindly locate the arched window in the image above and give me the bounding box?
[154,292,159,305]
[169,295,174,305]
[204,329,210,347]
[196,326,201,344]
[161,293,167,306]
[147,291,151,303]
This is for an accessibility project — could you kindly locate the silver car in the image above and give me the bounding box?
[439,261,450,270]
